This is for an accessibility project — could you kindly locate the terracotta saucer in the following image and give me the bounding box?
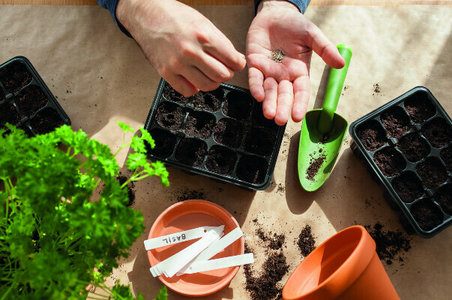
[147,199,243,297]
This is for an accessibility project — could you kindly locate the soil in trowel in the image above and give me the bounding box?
[306,148,327,181]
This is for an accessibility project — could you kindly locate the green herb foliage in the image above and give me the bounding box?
[0,123,169,299]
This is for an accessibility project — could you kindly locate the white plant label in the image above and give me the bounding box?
[144,225,224,250]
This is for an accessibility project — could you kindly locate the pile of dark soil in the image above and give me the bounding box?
[297,225,316,257]
[244,220,290,300]
[306,150,326,181]
[244,244,289,300]
[365,223,411,265]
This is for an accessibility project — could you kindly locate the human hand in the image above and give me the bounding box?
[117,0,246,97]
[246,0,345,125]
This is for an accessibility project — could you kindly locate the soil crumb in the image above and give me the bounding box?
[176,190,205,202]
[365,223,411,265]
[297,225,316,257]
[373,83,381,94]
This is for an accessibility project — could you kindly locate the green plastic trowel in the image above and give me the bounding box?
[298,44,352,191]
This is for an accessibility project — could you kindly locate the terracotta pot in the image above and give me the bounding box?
[282,225,399,300]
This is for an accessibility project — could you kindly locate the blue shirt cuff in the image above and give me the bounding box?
[254,0,311,14]
[96,0,132,37]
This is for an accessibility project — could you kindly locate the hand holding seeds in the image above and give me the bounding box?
[246,0,345,125]
[116,0,246,97]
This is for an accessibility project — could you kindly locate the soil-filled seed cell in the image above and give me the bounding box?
[205,145,237,175]
[416,157,448,189]
[392,171,424,203]
[184,111,215,139]
[433,184,452,215]
[0,61,32,93]
[373,147,406,177]
[213,118,243,148]
[17,124,34,137]
[252,103,277,128]
[380,106,411,138]
[410,199,444,231]
[421,118,452,148]
[0,102,21,127]
[0,88,4,101]
[356,120,387,151]
[175,137,207,166]
[440,146,451,171]
[155,102,185,130]
[15,85,48,116]
[404,92,436,124]
[147,128,177,158]
[222,90,252,119]
[29,107,64,134]
[245,127,276,156]
[191,90,223,112]
[236,155,268,184]
[163,84,188,104]
[396,132,430,162]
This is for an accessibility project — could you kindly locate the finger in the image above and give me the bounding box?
[262,77,278,120]
[165,74,199,97]
[194,53,235,83]
[203,30,246,72]
[248,67,265,101]
[308,25,345,69]
[292,76,310,122]
[183,66,221,91]
[274,80,293,126]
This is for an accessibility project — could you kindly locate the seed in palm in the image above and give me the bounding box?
[271,49,285,63]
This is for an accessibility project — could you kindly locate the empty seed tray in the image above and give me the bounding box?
[0,56,70,136]
[349,86,451,238]
[144,79,286,190]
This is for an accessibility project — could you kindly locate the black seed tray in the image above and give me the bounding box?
[349,86,451,238]
[0,56,71,136]
[144,79,286,190]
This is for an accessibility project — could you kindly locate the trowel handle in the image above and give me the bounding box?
[318,44,352,134]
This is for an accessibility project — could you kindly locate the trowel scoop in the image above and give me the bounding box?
[298,44,352,191]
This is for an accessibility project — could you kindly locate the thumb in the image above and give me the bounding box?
[308,25,345,69]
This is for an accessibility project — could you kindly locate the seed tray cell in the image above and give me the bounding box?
[349,86,452,237]
[0,56,71,136]
[144,79,286,190]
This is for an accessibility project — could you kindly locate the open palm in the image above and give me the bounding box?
[246,2,345,125]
